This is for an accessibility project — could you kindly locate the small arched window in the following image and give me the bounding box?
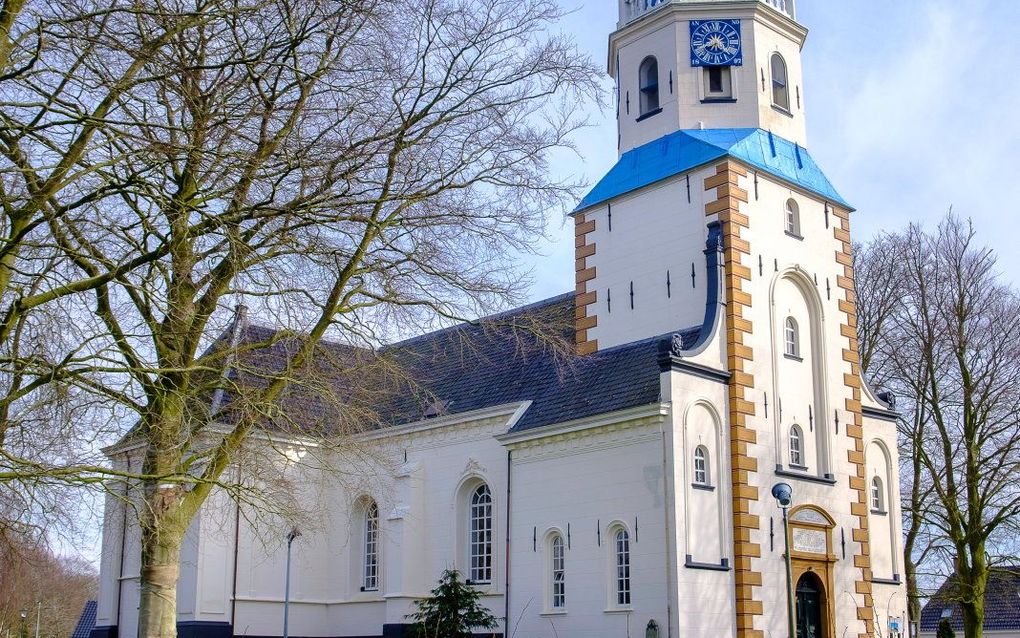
[614,529,631,606]
[363,501,379,591]
[694,445,710,486]
[871,477,884,512]
[785,199,801,236]
[551,534,566,609]
[469,484,493,584]
[784,317,800,358]
[639,56,660,116]
[771,53,790,111]
[790,425,804,467]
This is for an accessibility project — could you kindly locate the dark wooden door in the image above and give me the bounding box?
[796,574,824,638]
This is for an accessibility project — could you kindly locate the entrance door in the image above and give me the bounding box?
[796,573,825,638]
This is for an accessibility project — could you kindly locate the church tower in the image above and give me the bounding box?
[612,0,806,154]
[572,2,907,638]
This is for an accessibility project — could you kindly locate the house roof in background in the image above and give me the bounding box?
[920,567,1020,632]
[574,128,852,213]
[70,601,97,638]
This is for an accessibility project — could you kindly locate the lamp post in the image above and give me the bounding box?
[772,482,795,638]
[283,528,301,638]
[34,600,41,638]
[18,608,27,638]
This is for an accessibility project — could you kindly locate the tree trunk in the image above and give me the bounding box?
[138,486,188,638]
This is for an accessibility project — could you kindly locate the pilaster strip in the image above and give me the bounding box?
[832,207,875,638]
[575,213,598,355]
[707,161,764,638]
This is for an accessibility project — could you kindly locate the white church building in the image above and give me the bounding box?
[92,1,908,637]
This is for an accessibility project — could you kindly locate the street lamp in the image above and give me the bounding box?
[283,528,301,638]
[18,608,27,638]
[772,482,795,638]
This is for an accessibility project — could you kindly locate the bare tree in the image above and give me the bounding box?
[0,0,600,636]
[856,216,1020,638]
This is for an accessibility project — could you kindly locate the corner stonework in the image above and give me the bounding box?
[833,208,876,638]
[706,161,764,638]
[575,212,598,355]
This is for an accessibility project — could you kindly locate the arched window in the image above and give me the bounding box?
[784,317,800,358]
[771,53,790,111]
[639,57,660,116]
[550,534,566,609]
[790,425,803,467]
[614,529,631,606]
[871,477,884,512]
[363,501,379,591]
[469,484,493,584]
[694,445,710,486]
[785,199,801,236]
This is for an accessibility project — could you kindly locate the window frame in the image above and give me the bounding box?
[703,65,734,101]
[785,199,801,237]
[638,56,660,117]
[468,483,493,585]
[784,316,800,359]
[550,533,566,611]
[362,501,380,592]
[612,528,631,608]
[693,445,711,487]
[871,476,885,513]
[770,53,790,112]
[789,424,804,468]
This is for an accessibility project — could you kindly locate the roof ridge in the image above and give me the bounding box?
[383,292,574,350]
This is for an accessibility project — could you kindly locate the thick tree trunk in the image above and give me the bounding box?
[137,485,188,638]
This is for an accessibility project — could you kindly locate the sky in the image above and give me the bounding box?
[524,0,1020,301]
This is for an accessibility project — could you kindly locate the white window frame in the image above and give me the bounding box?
[790,425,804,467]
[694,445,711,486]
[871,477,884,512]
[785,199,801,236]
[613,528,631,607]
[771,53,790,111]
[784,316,800,358]
[550,534,566,610]
[469,484,493,584]
[363,501,379,591]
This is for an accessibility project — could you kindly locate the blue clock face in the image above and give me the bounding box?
[690,19,743,67]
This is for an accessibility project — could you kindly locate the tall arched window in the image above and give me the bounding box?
[694,445,710,486]
[469,484,493,584]
[785,199,801,236]
[550,534,566,609]
[871,477,884,512]
[363,501,379,591]
[614,529,631,606]
[771,53,790,111]
[784,317,800,358]
[639,57,660,116]
[790,425,804,467]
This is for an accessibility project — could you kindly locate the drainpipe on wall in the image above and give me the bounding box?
[503,450,512,638]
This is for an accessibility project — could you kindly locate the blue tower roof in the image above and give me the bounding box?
[574,128,852,213]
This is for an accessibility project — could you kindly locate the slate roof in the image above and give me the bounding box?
[919,567,1020,633]
[574,128,851,213]
[70,601,97,638]
[217,294,699,435]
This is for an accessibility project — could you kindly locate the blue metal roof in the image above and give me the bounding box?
[575,128,852,212]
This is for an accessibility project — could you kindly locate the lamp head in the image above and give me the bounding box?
[771,482,793,508]
[287,528,301,543]
[19,608,27,619]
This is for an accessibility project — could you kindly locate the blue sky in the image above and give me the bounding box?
[525,0,1020,300]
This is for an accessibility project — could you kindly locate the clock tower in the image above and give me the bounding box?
[611,0,807,153]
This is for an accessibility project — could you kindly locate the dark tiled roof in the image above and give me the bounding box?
[920,567,1020,632]
[70,601,97,638]
[219,293,699,435]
